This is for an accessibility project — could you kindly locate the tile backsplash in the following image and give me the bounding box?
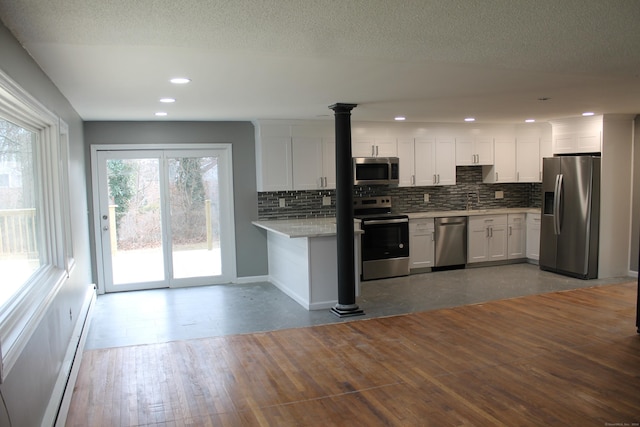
[257,166,542,220]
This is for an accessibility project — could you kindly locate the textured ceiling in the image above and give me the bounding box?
[1,0,639,123]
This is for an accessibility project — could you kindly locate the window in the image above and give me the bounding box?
[0,69,73,382]
[0,120,40,304]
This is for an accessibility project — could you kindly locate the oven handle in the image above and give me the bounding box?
[362,218,409,226]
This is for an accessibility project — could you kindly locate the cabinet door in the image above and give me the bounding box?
[397,138,416,187]
[488,219,509,261]
[475,138,494,165]
[292,137,323,190]
[352,139,377,157]
[409,219,435,268]
[415,138,436,186]
[526,213,541,260]
[257,136,292,191]
[507,214,526,259]
[467,216,489,263]
[435,138,456,185]
[455,138,475,165]
[553,134,576,154]
[322,137,336,189]
[492,138,516,182]
[352,138,397,157]
[375,139,398,157]
[577,131,601,153]
[516,138,540,182]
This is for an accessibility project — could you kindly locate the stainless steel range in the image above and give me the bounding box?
[354,196,409,281]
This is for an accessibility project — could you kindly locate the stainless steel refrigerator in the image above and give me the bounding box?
[539,155,601,279]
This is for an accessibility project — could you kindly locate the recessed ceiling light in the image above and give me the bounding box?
[525,119,536,123]
[394,116,406,121]
[464,117,475,122]
[582,111,595,116]
[155,112,168,117]
[170,77,191,84]
[160,97,176,103]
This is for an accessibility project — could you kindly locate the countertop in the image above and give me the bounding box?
[406,207,541,219]
[253,208,541,238]
[252,218,363,238]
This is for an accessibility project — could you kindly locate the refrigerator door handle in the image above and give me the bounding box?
[554,174,563,235]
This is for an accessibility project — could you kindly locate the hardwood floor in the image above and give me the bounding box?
[67,282,640,426]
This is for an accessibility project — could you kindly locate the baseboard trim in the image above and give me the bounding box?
[234,275,269,284]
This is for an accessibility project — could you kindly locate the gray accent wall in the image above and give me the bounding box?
[83,121,269,279]
[631,116,640,272]
[0,21,93,426]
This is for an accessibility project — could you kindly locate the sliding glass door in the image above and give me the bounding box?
[94,145,235,292]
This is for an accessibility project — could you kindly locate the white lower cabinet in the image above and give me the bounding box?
[526,213,541,260]
[409,218,435,269]
[507,214,526,259]
[467,215,508,263]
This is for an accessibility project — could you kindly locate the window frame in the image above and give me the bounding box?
[0,69,74,382]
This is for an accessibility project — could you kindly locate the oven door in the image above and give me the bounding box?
[361,217,409,260]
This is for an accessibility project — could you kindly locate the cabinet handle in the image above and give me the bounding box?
[437,174,440,184]
[517,171,520,181]
[486,227,490,238]
[509,225,512,236]
[371,145,375,156]
[433,174,437,184]
[490,227,493,238]
[431,232,435,242]
[375,145,379,156]
[411,175,415,185]
[495,172,498,181]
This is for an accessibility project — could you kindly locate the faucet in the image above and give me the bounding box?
[466,192,480,210]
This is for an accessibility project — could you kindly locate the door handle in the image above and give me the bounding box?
[103,226,109,231]
[554,174,563,235]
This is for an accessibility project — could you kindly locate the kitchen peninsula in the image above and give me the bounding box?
[252,218,362,310]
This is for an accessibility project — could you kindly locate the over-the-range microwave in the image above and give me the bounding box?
[353,157,399,185]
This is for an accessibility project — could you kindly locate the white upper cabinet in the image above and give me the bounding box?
[434,137,456,185]
[551,115,602,154]
[352,138,397,157]
[483,124,549,183]
[255,123,293,191]
[397,138,416,187]
[456,137,494,165]
[515,137,540,182]
[483,138,516,183]
[398,137,454,187]
[292,136,335,190]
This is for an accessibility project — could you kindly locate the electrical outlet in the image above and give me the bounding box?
[279,198,286,208]
[495,190,504,199]
[322,196,331,206]
[423,193,430,202]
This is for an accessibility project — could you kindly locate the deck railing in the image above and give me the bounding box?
[0,208,37,256]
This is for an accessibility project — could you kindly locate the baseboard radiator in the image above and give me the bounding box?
[41,284,96,427]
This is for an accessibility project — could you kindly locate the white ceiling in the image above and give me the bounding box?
[1,0,640,124]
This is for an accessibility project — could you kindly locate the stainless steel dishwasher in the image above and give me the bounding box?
[435,217,467,267]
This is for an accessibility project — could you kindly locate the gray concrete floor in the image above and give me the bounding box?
[84,263,633,350]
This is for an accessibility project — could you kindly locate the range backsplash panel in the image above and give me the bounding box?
[257,167,542,220]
